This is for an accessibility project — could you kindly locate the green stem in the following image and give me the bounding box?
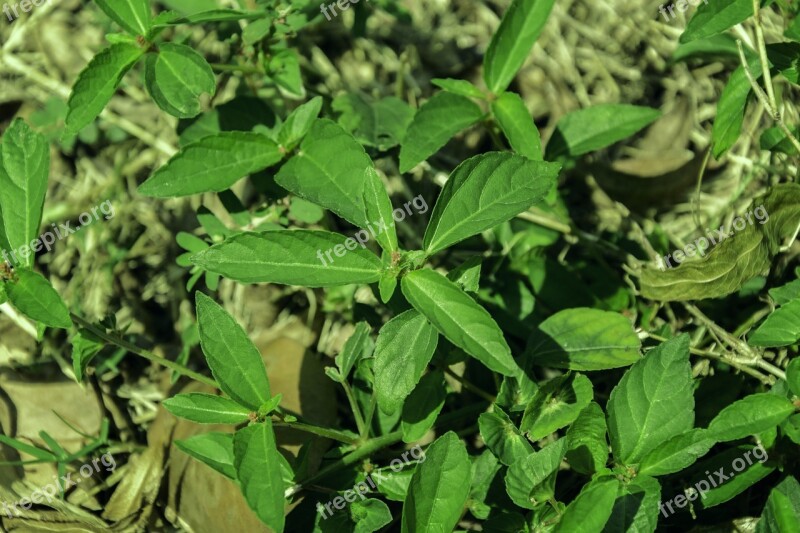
[70,313,219,389]
[273,421,358,445]
[341,380,368,438]
[72,313,360,444]
[209,63,263,75]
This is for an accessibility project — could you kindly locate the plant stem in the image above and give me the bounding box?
[285,402,488,499]
[751,0,778,116]
[209,63,263,75]
[273,421,358,445]
[70,313,219,389]
[341,380,368,438]
[73,314,362,444]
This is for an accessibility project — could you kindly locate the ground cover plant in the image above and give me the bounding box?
[1,0,800,531]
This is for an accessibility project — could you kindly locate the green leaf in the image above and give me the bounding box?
[268,49,304,98]
[0,434,57,461]
[711,55,761,158]
[373,309,439,416]
[755,476,800,533]
[398,92,484,173]
[680,0,752,44]
[139,132,282,197]
[144,43,216,119]
[749,299,800,347]
[362,167,398,255]
[277,96,323,151]
[491,92,543,160]
[672,33,740,63]
[504,438,566,509]
[479,406,534,466]
[431,78,485,100]
[423,152,560,254]
[0,119,49,268]
[401,431,471,533]
[607,335,694,464]
[175,432,236,479]
[760,126,800,156]
[787,358,800,397]
[692,445,774,508]
[447,257,482,293]
[6,270,71,329]
[94,0,152,35]
[156,9,265,26]
[565,401,609,476]
[234,422,286,532]
[192,230,383,287]
[602,475,661,533]
[350,499,394,533]
[401,269,520,376]
[65,43,145,135]
[336,321,372,381]
[162,393,252,424]
[196,292,271,410]
[483,0,556,94]
[545,104,661,159]
[401,371,447,443]
[332,94,415,151]
[707,393,796,442]
[521,372,594,441]
[638,428,716,476]
[526,308,641,370]
[769,279,800,306]
[554,477,619,533]
[71,329,104,383]
[638,185,799,301]
[276,119,372,227]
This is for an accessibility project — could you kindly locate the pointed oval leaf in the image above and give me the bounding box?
[521,372,594,441]
[275,119,372,227]
[756,476,800,533]
[479,406,533,466]
[401,371,447,443]
[711,56,761,158]
[192,230,383,287]
[162,393,252,424]
[748,299,800,347]
[504,438,566,509]
[94,0,152,35]
[483,0,557,94]
[607,335,694,464]
[277,96,323,151]
[526,308,641,370]
[401,431,471,533]
[401,269,520,376]
[707,393,796,442]
[196,292,271,410]
[0,119,49,268]
[374,309,439,415]
[603,475,661,533]
[66,43,145,135]
[398,92,484,173]
[491,91,543,160]
[423,152,560,254]
[335,321,373,380]
[144,43,216,119]
[6,270,71,329]
[680,0,752,44]
[638,428,716,477]
[175,432,236,479]
[139,132,282,197]
[545,104,661,160]
[234,422,286,532]
[565,401,609,476]
[554,477,619,533]
[362,167,398,255]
